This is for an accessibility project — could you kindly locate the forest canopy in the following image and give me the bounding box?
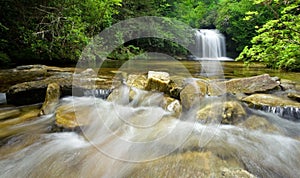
[0,0,299,71]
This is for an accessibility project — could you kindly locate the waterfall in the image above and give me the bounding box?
[194,29,232,61]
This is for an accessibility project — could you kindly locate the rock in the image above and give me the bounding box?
[242,94,300,108]
[162,97,182,118]
[55,104,92,128]
[0,108,21,120]
[127,151,247,177]
[288,92,300,102]
[126,74,147,89]
[240,115,281,134]
[280,79,296,90]
[221,168,256,178]
[6,69,108,105]
[208,74,280,96]
[145,71,171,93]
[39,83,61,115]
[180,80,207,109]
[15,64,47,71]
[197,101,247,125]
[0,109,40,128]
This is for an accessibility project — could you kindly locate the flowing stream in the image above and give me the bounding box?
[1,85,300,177]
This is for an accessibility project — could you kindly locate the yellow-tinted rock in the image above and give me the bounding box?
[127,151,248,178]
[180,80,207,109]
[240,115,281,134]
[40,83,60,115]
[242,94,300,108]
[0,109,21,120]
[197,101,246,125]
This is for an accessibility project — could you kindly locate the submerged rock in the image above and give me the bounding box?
[208,74,280,96]
[127,151,252,178]
[55,104,91,129]
[197,101,247,125]
[240,115,281,134]
[39,83,61,115]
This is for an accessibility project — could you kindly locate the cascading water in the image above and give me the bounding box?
[1,86,300,177]
[194,29,232,61]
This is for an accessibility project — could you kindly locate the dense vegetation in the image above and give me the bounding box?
[0,0,299,71]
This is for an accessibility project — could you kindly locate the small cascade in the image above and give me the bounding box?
[83,89,112,99]
[194,29,232,61]
[260,105,300,121]
[0,93,6,104]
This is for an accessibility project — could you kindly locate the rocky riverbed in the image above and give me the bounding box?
[0,64,300,177]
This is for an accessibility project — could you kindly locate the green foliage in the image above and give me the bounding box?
[237,1,300,71]
[215,0,273,57]
[0,52,11,68]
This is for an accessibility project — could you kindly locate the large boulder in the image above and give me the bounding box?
[197,101,247,125]
[208,74,280,96]
[6,68,108,105]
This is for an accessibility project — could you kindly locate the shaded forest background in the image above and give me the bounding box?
[0,0,299,71]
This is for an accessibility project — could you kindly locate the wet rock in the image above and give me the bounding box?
[0,108,21,120]
[208,74,280,96]
[145,71,171,93]
[288,92,300,102]
[39,83,61,115]
[127,151,247,178]
[242,94,300,108]
[180,80,208,109]
[242,94,300,120]
[55,104,92,128]
[162,97,182,118]
[221,168,256,178]
[126,74,147,89]
[280,79,296,91]
[197,101,246,125]
[6,69,108,105]
[0,109,40,128]
[240,115,281,134]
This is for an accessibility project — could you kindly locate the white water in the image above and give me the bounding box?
[194,29,232,61]
[1,87,300,177]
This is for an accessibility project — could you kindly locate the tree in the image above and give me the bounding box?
[237,0,300,71]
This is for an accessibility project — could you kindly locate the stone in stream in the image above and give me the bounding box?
[0,108,21,120]
[242,94,300,108]
[180,79,208,110]
[5,68,108,105]
[240,115,281,134]
[126,151,254,178]
[39,83,61,115]
[208,74,280,96]
[145,71,171,93]
[197,101,247,125]
[288,92,300,102]
[126,74,147,90]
